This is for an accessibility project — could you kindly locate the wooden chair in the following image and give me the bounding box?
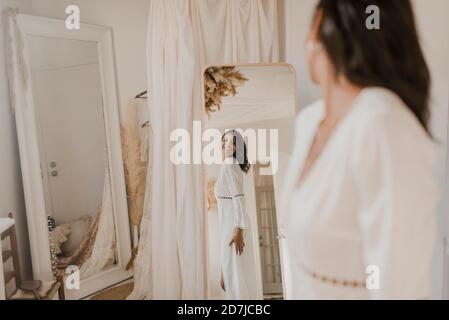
[1,213,65,300]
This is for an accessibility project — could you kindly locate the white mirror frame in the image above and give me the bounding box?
[13,14,132,299]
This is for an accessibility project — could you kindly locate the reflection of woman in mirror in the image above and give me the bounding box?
[215,130,258,299]
[281,0,438,299]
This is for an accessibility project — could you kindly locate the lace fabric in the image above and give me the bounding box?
[79,169,117,278]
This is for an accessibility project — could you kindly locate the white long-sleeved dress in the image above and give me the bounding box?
[215,161,259,300]
[280,87,440,300]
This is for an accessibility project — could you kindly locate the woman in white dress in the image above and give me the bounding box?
[281,1,440,299]
[215,130,258,300]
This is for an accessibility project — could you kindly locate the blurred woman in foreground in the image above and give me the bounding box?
[281,0,439,299]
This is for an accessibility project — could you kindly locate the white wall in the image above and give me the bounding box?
[413,0,449,177]
[0,0,33,280]
[282,0,321,110]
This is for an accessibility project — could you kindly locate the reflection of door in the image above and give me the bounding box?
[32,64,106,224]
[254,165,283,296]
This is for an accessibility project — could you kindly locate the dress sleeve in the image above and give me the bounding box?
[353,111,439,300]
[226,165,247,230]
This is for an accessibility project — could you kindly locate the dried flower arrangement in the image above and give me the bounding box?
[204,66,248,114]
[120,102,149,229]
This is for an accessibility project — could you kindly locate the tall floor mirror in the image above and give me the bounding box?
[7,14,132,299]
[203,64,297,300]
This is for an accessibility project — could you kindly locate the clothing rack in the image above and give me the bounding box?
[135,90,150,128]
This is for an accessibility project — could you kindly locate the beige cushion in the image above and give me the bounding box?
[61,215,93,255]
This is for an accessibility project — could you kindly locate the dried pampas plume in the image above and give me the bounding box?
[121,102,149,228]
[204,66,248,114]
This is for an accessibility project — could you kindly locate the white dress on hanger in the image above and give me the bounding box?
[215,160,258,300]
[280,87,440,300]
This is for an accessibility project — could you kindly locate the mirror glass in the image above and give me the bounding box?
[27,35,117,280]
[204,64,296,300]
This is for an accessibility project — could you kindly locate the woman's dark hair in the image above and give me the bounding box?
[315,0,431,133]
[222,130,251,174]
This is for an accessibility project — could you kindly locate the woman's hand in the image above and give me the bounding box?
[229,228,245,256]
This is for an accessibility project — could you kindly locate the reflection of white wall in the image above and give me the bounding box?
[29,36,105,224]
[32,66,105,224]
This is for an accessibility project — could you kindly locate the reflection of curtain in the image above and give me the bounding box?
[79,169,117,278]
[129,0,279,300]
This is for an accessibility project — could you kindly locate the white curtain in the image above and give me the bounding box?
[129,0,279,300]
[191,0,279,64]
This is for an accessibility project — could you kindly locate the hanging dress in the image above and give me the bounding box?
[215,160,259,300]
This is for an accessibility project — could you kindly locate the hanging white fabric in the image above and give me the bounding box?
[129,0,279,300]
[191,0,279,65]
[129,0,199,300]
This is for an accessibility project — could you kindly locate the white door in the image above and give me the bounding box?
[32,64,106,224]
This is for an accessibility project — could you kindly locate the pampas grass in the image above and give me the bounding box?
[204,66,248,114]
[121,102,149,228]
